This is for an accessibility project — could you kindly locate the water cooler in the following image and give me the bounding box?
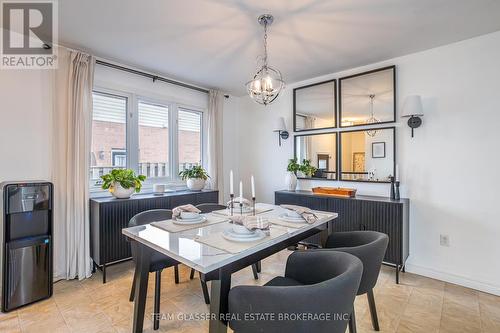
[0,181,53,312]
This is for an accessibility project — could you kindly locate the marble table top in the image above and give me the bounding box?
[122,203,338,274]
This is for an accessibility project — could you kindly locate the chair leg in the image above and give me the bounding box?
[154,270,162,330]
[199,272,210,304]
[256,260,262,273]
[348,308,357,333]
[129,268,137,302]
[174,265,179,284]
[190,268,195,280]
[367,289,380,331]
[251,264,259,280]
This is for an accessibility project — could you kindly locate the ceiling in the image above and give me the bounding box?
[58,0,500,96]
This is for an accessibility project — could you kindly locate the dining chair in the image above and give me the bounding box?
[228,250,363,333]
[194,203,261,305]
[325,231,389,333]
[128,209,184,330]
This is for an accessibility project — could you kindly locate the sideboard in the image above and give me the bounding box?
[90,190,218,283]
[275,190,409,283]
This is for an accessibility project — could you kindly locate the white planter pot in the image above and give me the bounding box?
[111,183,135,199]
[187,178,206,191]
[285,171,297,191]
[297,171,306,178]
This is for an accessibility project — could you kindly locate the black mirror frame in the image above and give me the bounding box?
[293,132,338,181]
[339,65,396,128]
[338,126,396,183]
[293,79,338,132]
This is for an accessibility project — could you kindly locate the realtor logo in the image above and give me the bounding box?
[1,0,58,69]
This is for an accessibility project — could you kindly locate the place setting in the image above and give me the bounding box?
[194,214,288,254]
[270,204,325,229]
[150,204,228,233]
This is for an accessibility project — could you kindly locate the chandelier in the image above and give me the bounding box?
[366,94,380,137]
[246,14,285,106]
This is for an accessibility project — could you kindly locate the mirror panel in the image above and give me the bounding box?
[295,133,337,180]
[340,127,395,182]
[294,80,336,131]
[339,66,395,127]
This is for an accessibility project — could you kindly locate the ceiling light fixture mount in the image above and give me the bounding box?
[246,14,285,106]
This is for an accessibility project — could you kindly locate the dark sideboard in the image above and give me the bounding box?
[90,190,218,283]
[275,190,409,283]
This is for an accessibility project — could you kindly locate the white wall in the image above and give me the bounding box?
[0,70,53,182]
[237,31,500,295]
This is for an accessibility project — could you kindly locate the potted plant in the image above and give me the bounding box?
[101,169,146,199]
[300,159,317,178]
[179,165,210,191]
[285,158,300,191]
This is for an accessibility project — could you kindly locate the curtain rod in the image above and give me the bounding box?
[95,59,210,94]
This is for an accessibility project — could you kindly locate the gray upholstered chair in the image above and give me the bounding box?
[325,231,389,332]
[128,209,183,330]
[228,250,363,333]
[194,203,261,305]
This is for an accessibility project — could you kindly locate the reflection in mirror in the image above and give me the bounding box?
[295,133,337,180]
[340,66,395,127]
[340,128,395,182]
[294,80,336,131]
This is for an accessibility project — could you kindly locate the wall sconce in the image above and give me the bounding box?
[273,117,289,146]
[401,95,424,137]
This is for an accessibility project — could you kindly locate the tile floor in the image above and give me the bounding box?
[1,250,499,333]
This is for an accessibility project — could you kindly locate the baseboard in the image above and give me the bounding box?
[406,263,500,296]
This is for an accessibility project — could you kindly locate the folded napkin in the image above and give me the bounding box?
[227,198,252,208]
[280,204,318,224]
[172,204,201,220]
[228,215,270,231]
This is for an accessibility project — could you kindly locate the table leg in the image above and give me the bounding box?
[320,220,331,247]
[132,243,152,333]
[209,268,232,333]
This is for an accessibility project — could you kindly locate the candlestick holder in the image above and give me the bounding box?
[239,202,243,215]
[252,197,256,216]
[230,194,234,216]
[395,181,400,200]
[389,176,395,200]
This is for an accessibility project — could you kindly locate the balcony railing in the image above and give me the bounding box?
[90,162,199,184]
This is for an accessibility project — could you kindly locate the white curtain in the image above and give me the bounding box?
[207,90,224,201]
[52,48,95,280]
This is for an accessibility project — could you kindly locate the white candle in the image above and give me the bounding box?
[239,181,243,203]
[229,170,234,195]
[395,164,400,182]
[251,175,255,198]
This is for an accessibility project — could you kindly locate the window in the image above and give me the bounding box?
[90,90,205,191]
[178,108,202,171]
[138,101,170,178]
[90,92,127,185]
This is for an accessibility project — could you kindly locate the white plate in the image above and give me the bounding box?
[230,227,258,238]
[173,216,207,225]
[222,229,266,242]
[278,213,306,223]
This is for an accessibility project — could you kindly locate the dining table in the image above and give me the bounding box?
[122,203,338,333]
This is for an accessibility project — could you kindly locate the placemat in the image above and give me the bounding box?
[194,226,288,254]
[211,207,274,217]
[151,215,229,233]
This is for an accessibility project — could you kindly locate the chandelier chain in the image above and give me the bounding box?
[263,21,268,66]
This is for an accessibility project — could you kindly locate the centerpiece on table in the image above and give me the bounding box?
[179,165,210,191]
[101,169,146,199]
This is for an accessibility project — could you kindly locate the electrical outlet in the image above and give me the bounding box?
[440,234,450,247]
